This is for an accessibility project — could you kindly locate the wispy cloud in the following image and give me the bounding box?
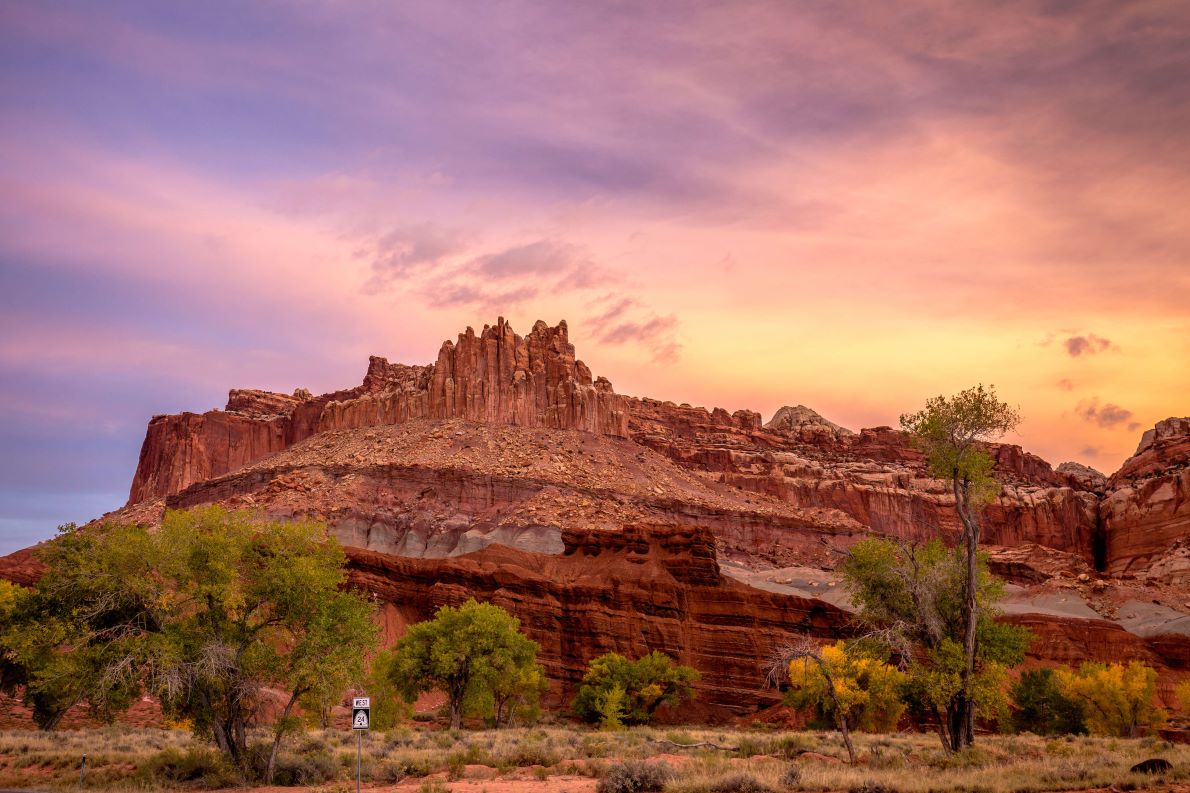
[588,297,682,364]
[1075,398,1140,431]
[365,224,470,292]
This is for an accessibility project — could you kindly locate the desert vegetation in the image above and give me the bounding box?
[0,724,1185,792]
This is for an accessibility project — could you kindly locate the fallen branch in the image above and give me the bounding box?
[647,738,737,751]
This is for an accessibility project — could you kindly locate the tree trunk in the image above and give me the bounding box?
[932,704,953,754]
[954,474,980,750]
[834,710,857,764]
[265,689,302,784]
[947,702,971,753]
[818,665,857,764]
[201,687,235,763]
[448,680,464,730]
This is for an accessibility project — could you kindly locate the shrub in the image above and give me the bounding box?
[597,760,674,793]
[778,764,801,789]
[269,752,337,786]
[735,735,765,757]
[137,746,238,788]
[574,651,700,725]
[771,735,812,759]
[501,738,561,768]
[391,754,437,778]
[1011,668,1086,735]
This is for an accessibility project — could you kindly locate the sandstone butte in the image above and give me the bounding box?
[1,317,1187,726]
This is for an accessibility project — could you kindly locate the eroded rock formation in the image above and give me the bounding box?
[1103,417,1190,578]
[4,317,1187,722]
[130,319,629,502]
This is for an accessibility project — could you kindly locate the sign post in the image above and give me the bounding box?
[352,697,370,793]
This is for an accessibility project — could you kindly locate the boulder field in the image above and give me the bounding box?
[2,317,1186,721]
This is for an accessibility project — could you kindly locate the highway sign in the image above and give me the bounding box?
[352,697,370,730]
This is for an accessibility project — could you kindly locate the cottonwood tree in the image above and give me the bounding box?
[0,508,378,779]
[571,651,700,727]
[841,537,1031,752]
[768,638,859,763]
[387,599,541,729]
[1057,661,1166,737]
[899,384,1020,748]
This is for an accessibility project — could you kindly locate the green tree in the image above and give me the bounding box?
[899,384,1020,750]
[572,651,700,726]
[841,537,1031,752]
[0,508,378,777]
[1010,668,1086,735]
[387,599,540,729]
[1056,661,1166,737]
[486,658,547,727]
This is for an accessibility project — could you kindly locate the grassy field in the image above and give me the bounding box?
[0,724,1185,792]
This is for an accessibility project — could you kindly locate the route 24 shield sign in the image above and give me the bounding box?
[351,697,370,730]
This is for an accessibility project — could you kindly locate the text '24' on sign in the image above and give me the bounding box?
[351,697,370,731]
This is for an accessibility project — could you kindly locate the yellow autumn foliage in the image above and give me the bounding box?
[787,641,907,732]
[1056,661,1166,737]
[1175,679,1190,717]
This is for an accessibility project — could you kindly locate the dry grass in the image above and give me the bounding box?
[0,724,1184,791]
[0,725,194,789]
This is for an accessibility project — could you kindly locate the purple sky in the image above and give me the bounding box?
[2,1,1189,553]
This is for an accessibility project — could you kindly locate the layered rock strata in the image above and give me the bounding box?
[125,319,1190,581]
[7,317,1184,721]
[130,319,628,502]
[626,397,1101,564]
[1102,417,1190,577]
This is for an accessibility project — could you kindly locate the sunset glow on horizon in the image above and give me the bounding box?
[1,1,1188,551]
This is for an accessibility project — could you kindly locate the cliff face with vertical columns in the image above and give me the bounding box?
[125,317,1189,590]
[129,318,629,502]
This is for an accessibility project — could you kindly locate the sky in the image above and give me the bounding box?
[1,1,1188,553]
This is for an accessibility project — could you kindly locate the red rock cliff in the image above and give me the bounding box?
[129,318,629,502]
[1102,417,1190,578]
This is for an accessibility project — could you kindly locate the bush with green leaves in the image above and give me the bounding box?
[1010,668,1086,735]
[387,598,543,729]
[572,651,700,727]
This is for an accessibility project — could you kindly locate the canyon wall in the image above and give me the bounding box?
[1102,417,1190,579]
[126,317,1189,578]
[77,316,1187,719]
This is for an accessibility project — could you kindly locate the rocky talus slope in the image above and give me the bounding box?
[2,317,1186,722]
